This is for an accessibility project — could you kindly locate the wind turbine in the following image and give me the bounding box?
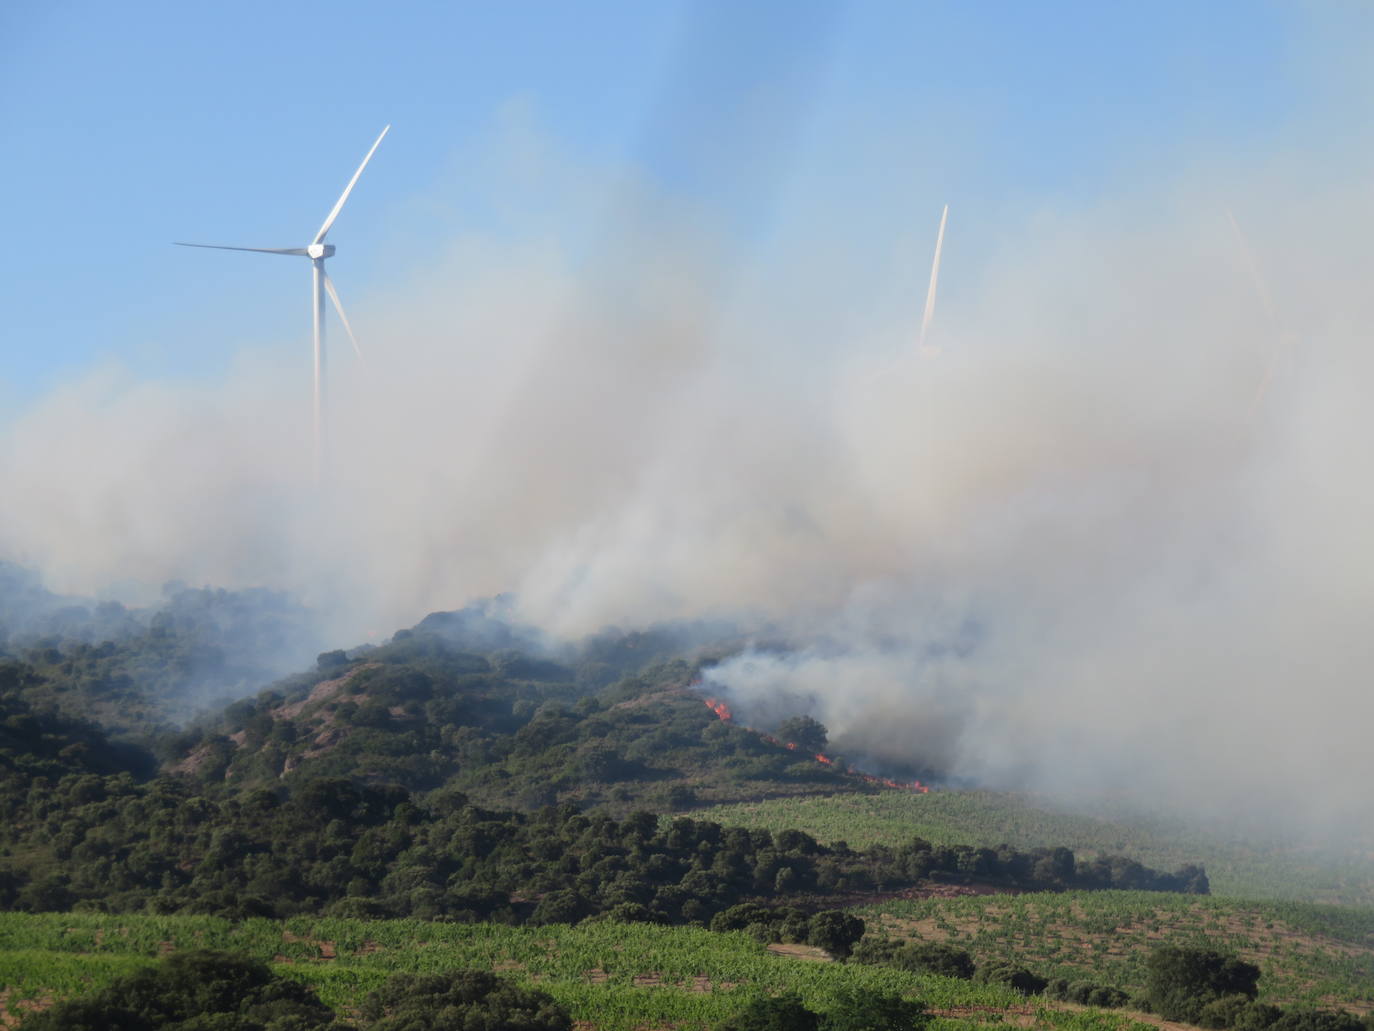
[1225,207,1289,414]
[917,203,948,357]
[176,125,390,480]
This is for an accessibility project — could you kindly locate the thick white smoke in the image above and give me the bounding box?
[3,126,1373,837]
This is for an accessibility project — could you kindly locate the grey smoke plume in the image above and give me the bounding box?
[3,117,1373,836]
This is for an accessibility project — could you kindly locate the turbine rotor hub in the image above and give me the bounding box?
[307,243,335,259]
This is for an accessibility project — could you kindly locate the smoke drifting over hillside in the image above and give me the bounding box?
[4,119,1373,837]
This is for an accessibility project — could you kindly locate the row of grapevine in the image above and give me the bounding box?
[0,913,1032,1030]
[858,890,1374,1009]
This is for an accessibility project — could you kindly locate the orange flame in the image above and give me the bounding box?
[697,691,929,791]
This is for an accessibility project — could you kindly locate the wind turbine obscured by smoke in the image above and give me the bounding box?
[1225,207,1290,413]
[918,203,948,357]
[176,126,390,480]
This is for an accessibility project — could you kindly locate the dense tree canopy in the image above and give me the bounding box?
[1,599,1207,929]
[776,716,828,754]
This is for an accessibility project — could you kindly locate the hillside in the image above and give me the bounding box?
[0,566,318,739]
[174,636,860,809]
[0,609,1205,921]
[4,599,1373,1030]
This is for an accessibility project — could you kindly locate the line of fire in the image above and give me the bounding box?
[701,695,929,793]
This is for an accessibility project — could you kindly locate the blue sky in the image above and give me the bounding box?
[0,0,1338,402]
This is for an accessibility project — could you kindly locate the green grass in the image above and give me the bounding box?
[686,791,1374,905]
[0,912,1048,1030]
[857,890,1374,1011]
[4,903,1367,1028]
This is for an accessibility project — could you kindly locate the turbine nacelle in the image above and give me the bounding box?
[307,243,335,260]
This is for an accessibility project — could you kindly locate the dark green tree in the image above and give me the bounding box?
[358,970,570,1031]
[806,911,866,959]
[820,989,928,1031]
[317,650,349,672]
[891,942,975,980]
[1200,995,1266,1029]
[974,963,1048,995]
[1086,987,1130,1009]
[776,716,829,754]
[529,889,589,926]
[717,994,820,1031]
[18,950,343,1030]
[1268,1011,1366,1031]
[1146,946,1261,1024]
[1230,1002,1285,1031]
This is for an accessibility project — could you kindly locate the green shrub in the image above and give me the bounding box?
[718,994,820,1031]
[1231,1002,1286,1031]
[850,936,903,965]
[1200,994,1259,1028]
[1086,986,1130,1009]
[890,942,975,979]
[1268,1010,1366,1031]
[1146,946,1260,1022]
[360,970,570,1031]
[807,911,866,960]
[974,962,1048,996]
[819,989,928,1031]
[17,949,341,1030]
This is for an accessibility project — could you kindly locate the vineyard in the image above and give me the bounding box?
[0,911,1144,1030]
[4,902,1371,1028]
[689,792,1374,905]
[857,890,1374,1012]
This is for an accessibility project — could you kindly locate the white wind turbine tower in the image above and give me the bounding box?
[176,125,390,481]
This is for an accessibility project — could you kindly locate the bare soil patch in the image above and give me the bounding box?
[279,664,379,719]
[0,989,53,1030]
[930,1003,1037,1027]
[582,968,740,991]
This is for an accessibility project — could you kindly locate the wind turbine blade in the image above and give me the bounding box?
[918,203,948,352]
[1226,209,1278,328]
[313,124,390,245]
[174,242,310,256]
[322,271,364,363]
[1226,207,1286,412]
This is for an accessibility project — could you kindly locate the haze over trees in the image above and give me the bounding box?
[18,588,1365,1031]
[0,608,1208,923]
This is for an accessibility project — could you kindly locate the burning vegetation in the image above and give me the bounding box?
[702,695,929,793]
